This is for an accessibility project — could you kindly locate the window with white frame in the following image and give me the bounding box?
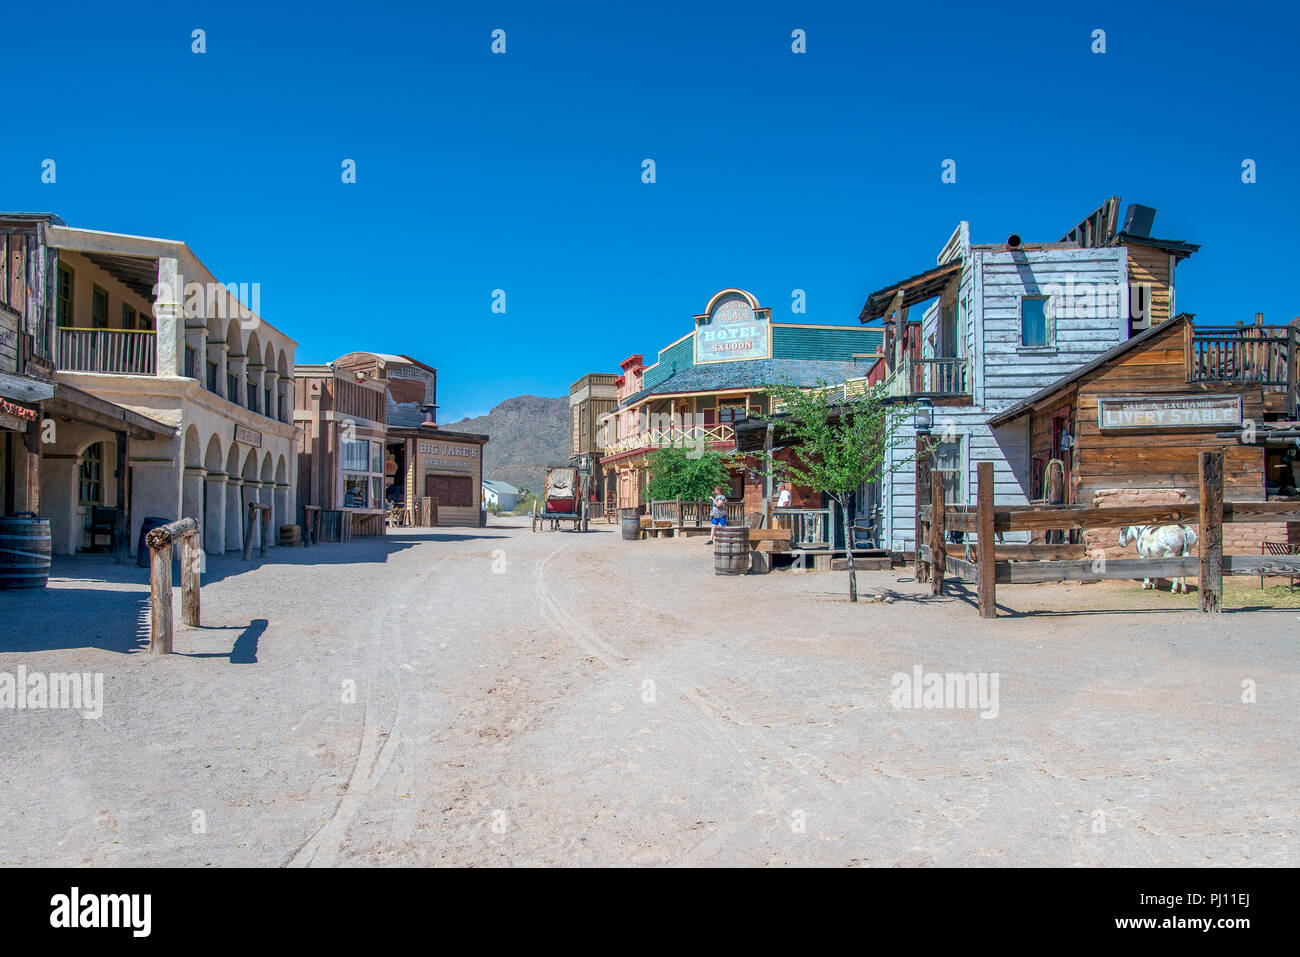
[932,438,962,504]
[1021,295,1051,348]
[341,438,384,509]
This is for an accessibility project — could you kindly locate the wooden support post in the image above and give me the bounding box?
[1288,325,1298,419]
[977,461,996,619]
[243,502,257,561]
[930,473,946,597]
[24,405,42,515]
[180,530,201,627]
[1199,449,1224,614]
[675,496,683,535]
[114,432,129,563]
[915,438,931,582]
[149,543,173,654]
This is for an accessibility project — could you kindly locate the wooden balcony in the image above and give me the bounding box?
[57,327,157,375]
[604,423,735,457]
[883,356,970,399]
[1189,325,1296,388]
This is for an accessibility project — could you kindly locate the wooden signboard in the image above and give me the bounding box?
[234,423,263,447]
[1097,394,1241,430]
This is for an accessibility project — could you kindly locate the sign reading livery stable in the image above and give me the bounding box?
[1098,394,1242,430]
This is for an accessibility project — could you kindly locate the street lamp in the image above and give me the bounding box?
[914,397,934,437]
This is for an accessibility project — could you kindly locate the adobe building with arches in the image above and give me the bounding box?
[10,216,299,557]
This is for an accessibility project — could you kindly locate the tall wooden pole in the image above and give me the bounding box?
[930,473,946,597]
[915,438,931,582]
[24,405,42,515]
[977,461,996,619]
[114,432,129,563]
[1198,449,1224,614]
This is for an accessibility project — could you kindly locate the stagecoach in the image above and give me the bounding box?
[530,462,592,532]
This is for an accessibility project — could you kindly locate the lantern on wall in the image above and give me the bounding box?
[914,398,934,437]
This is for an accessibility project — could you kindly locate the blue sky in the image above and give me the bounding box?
[4,0,1296,421]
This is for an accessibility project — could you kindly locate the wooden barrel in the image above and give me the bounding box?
[278,524,302,546]
[713,525,750,576]
[0,514,52,589]
[620,508,640,541]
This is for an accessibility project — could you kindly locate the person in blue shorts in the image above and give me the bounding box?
[706,485,727,544]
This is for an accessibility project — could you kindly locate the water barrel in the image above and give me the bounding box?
[136,516,171,567]
[0,514,52,589]
[713,525,750,576]
[620,508,640,541]
[279,524,302,546]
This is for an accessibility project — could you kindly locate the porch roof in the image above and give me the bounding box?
[45,382,176,440]
[857,260,962,322]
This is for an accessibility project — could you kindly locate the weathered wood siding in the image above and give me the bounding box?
[1126,244,1174,327]
[1027,321,1266,500]
[882,245,1130,551]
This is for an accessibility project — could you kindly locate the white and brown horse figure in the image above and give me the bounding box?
[1119,524,1199,593]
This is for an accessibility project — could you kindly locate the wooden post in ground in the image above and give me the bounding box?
[977,461,996,619]
[1199,449,1224,614]
[675,496,683,537]
[915,438,931,582]
[149,543,173,654]
[181,531,201,627]
[930,474,946,597]
[145,517,198,653]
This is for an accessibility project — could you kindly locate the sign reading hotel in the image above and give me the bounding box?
[234,424,263,447]
[419,439,478,471]
[694,291,771,364]
[1097,394,1242,430]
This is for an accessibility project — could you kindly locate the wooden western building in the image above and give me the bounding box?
[594,289,883,521]
[295,351,488,530]
[988,313,1299,555]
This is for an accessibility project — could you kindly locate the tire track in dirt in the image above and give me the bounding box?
[533,539,852,863]
[286,556,449,867]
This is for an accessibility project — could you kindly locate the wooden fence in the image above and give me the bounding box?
[649,499,746,528]
[917,452,1300,618]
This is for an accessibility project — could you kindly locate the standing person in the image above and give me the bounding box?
[776,482,792,509]
[707,485,728,545]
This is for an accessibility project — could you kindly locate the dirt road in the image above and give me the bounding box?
[1,517,1296,866]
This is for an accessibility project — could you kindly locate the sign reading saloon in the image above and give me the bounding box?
[1097,394,1243,430]
[694,293,771,364]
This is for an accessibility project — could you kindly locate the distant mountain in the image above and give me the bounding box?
[442,395,569,496]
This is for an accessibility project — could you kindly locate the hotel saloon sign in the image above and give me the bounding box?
[1097,394,1242,430]
[694,293,771,364]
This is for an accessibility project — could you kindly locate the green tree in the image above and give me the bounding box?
[643,447,731,503]
[751,381,915,602]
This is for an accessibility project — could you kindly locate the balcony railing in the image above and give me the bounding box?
[774,507,834,549]
[1189,325,1296,389]
[604,423,735,457]
[57,327,157,375]
[883,356,970,399]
